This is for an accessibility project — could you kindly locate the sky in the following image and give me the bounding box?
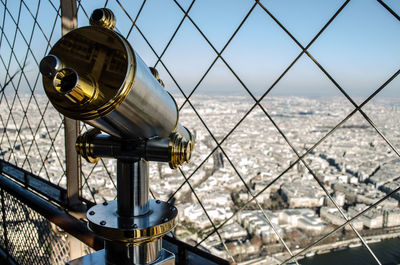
[0,0,399,100]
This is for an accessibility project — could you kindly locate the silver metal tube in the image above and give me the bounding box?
[117,159,149,217]
[133,240,162,264]
[87,51,178,139]
[104,239,162,265]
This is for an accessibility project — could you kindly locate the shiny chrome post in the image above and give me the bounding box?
[133,240,162,264]
[104,240,162,265]
[117,160,149,217]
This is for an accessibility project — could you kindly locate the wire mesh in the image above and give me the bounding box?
[0,0,400,264]
[0,188,70,265]
[0,0,66,187]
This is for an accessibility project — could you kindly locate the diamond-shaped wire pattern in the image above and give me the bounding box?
[0,0,66,187]
[1,0,400,264]
[0,188,70,265]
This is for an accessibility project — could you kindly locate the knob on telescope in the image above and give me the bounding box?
[89,8,116,29]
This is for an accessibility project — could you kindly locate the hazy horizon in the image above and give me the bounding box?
[1,0,399,99]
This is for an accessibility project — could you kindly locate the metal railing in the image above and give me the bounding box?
[0,0,399,264]
[0,188,70,265]
[0,159,229,265]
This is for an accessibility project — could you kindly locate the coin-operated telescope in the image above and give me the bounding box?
[39,8,194,265]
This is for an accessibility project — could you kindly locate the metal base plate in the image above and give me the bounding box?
[67,248,175,265]
[87,199,177,244]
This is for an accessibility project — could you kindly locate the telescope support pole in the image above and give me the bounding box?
[104,240,162,265]
[104,159,162,265]
[117,159,149,217]
[68,144,176,265]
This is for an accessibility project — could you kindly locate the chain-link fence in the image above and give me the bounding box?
[1,0,400,264]
[0,0,65,186]
[0,187,70,265]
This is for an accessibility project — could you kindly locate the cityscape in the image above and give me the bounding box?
[1,93,400,264]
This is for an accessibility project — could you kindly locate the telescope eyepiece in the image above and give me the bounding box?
[52,68,97,105]
[54,68,78,93]
[40,55,97,105]
[39,54,60,79]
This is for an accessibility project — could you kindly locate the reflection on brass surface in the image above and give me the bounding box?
[75,128,100,163]
[87,200,177,245]
[43,26,133,121]
[168,131,193,169]
[91,218,176,245]
[76,127,194,168]
[53,68,98,105]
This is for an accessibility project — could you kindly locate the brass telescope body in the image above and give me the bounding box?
[40,8,193,265]
[40,21,193,169]
[42,26,178,139]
